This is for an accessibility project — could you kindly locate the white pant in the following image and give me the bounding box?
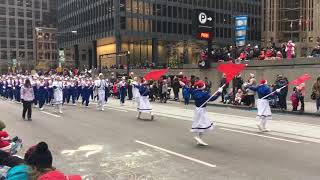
[97,90,105,108]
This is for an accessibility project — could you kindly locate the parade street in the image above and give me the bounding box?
[1,99,320,180]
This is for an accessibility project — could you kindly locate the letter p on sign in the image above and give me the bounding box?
[199,12,207,24]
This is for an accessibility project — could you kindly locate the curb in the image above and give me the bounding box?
[205,103,320,117]
[169,99,320,117]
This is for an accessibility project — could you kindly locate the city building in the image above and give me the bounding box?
[0,0,57,72]
[35,27,58,69]
[57,0,261,69]
[262,0,320,56]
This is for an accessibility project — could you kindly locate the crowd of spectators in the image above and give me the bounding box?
[0,120,81,179]
[125,72,320,113]
[204,40,320,63]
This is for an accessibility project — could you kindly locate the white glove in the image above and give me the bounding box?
[276,89,281,93]
[218,87,223,93]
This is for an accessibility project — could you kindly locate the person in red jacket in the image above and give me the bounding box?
[0,121,11,153]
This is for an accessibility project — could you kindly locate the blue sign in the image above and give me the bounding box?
[235,16,248,46]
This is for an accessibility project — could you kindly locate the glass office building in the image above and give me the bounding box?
[0,0,57,71]
[57,0,261,69]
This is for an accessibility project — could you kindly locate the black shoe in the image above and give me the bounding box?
[28,118,32,121]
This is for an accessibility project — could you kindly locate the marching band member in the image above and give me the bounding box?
[81,78,91,108]
[52,76,64,114]
[6,75,14,101]
[135,79,154,120]
[188,81,222,146]
[62,77,70,104]
[132,77,140,107]
[69,78,77,105]
[95,73,106,111]
[118,77,127,106]
[249,79,272,132]
[37,76,47,111]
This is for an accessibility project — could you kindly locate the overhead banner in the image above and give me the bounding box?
[235,16,248,47]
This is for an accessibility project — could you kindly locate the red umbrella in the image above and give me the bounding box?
[144,68,169,81]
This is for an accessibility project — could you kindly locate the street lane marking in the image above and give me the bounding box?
[40,111,61,118]
[219,128,301,144]
[105,107,128,112]
[135,140,217,168]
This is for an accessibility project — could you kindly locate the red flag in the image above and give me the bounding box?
[289,74,311,85]
[144,68,168,81]
[217,63,246,83]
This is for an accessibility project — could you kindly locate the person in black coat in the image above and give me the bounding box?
[233,74,244,97]
[220,74,229,102]
[172,77,181,101]
[274,75,289,110]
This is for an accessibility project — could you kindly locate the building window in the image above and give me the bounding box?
[19,41,25,49]
[18,9,24,17]
[10,40,16,48]
[17,0,23,6]
[18,28,24,38]
[0,40,7,48]
[8,0,14,5]
[27,41,33,49]
[26,0,32,8]
[0,7,6,15]
[9,8,15,16]
[43,0,48,10]
[35,0,40,8]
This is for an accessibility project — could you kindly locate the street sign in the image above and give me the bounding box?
[192,9,214,39]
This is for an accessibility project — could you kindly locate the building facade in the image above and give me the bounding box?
[262,0,320,56]
[35,27,58,69]
[0,0,57,72]
[57,0,261,69]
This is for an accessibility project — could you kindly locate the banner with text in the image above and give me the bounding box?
[235,16,248,47]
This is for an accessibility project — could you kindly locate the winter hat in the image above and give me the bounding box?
[195,81,206,90]
[0,120,6,131]
[260,79,266,85]
[27,142,52,169]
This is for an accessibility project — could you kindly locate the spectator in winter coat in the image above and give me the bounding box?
[290,87,299,111]
[182,84,191,105]
[311,76,320,112]
[220,74,229,102]
[276,51,283,59]
[172,77,181,101]
[0,122,11,153]
[0,150,29,180]
[274,75,289,110]
[20,79,35,121]
[296,82,305,112]
[245,73,257,108]
[311,46,320,57]
[234,89,243,105]
[233,74,244,97]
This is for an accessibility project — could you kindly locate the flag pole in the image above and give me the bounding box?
[261,85,287,100]
[199,84,225,108]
